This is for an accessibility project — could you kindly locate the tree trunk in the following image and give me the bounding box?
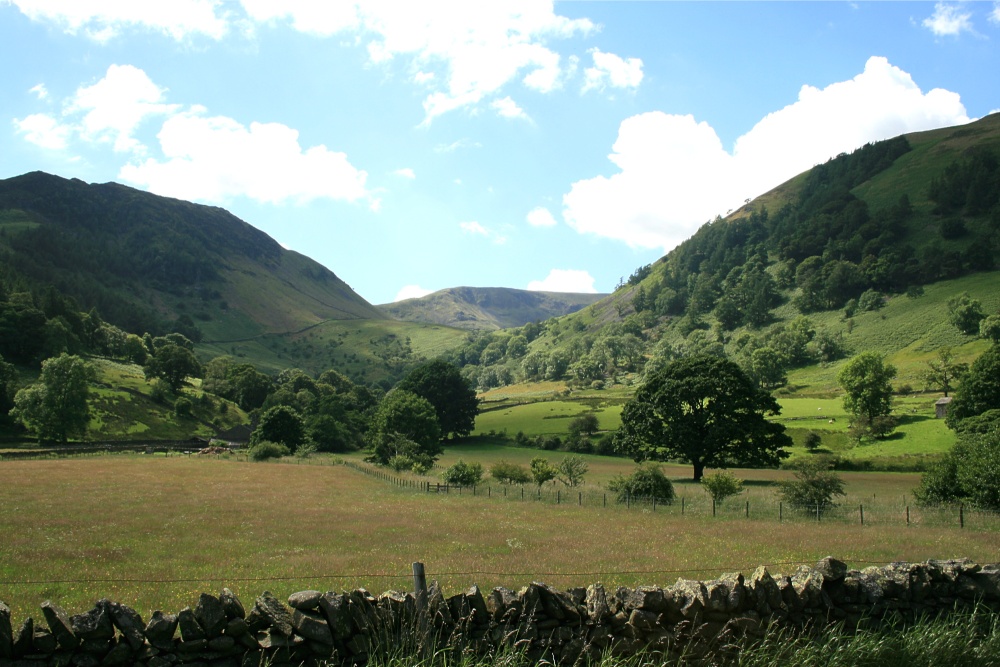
[693,461,705,482]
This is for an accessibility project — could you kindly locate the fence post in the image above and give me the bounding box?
[816,503,821,522]
[906,506,910,526]
[413,561,429,654]
[681,497,684,515]
[779,502,782,523]
[522,487,524,501]
[745,500,749,518]
[627,491,630,509]
[860,504,864,525]
[579,492,582,506]
[960,504,964,528]
[652,496,656,512]
[603,493,606,508]
[557,490,561,504]
[712,499,716,517]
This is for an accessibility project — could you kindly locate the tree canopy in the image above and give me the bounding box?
[837,351,896,437]
[144,343,202,392]
[946,344,1000,428]
[366,389,442,469]
[616,355,790,481]
[12,353,95,443]
[395,359,479,439]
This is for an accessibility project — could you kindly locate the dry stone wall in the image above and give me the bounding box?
[1,558,998,667]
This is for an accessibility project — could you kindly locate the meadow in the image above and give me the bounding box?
[1,454,998,626]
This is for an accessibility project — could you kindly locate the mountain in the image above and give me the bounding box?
[0,171,386,343]
[379,286,608,330]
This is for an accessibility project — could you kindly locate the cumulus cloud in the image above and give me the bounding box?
[526,206,557,227]
[13,113,71,149]
[490,96,528,120]
[582,48,643,93]
[241,0,599,121]
[69,64,179,154]
[8,0,229,41]
[922,2,975,36]
[527,269,597,293]
[119,108,370,205]
[563,56,970,252]
[29,83,48,100]
[394,284,434,302]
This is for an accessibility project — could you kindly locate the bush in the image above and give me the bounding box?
[529,457,557,487]
[294,441,317,459]
[248,440,290,461]
[149,378,171,404]
[490,460,531,485]
[173,396,192,417]
[914,427,1000,510]
[607,462,675,504]
[442,459,484,486]
[804,431,822,452]
[557,455,589,487]
[701,471,744,502]
[778,460,845,512]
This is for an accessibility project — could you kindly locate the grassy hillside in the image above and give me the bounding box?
[379,286,607,331]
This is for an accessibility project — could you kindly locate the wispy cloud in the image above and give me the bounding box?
[922,2,975,36]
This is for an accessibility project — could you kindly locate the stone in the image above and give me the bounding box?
[144,611,178,644]
[71,653,100,667]
[33,628,58,653]
[968,565,1000,600]
[815,557,848,583]
[670,580,707,620]
[286,591,323,611]
[223,617,249,638]
[208,636,236,652]
[747,567,782,614]
[0,600,12,659]
[291,610,332,645]
[486,587,518,621]
[195,594,227,638]
[107,602,145,651]
[102,640,133,666]
[717,572,747,613]
[12,617,33,658]
[254,592,294,637]
[792,567,825,609]
[219,589,245,620]
[318,593,352,641]
[41,601,79,650]
[627,587,666,613]
[70,601,115,640]
[78,637,111,655]
[584,584,611,623]
[625,609,658,633]
[464,585,490,626]
[177,607,206,642]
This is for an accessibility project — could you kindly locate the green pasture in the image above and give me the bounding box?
[1,455,997,626]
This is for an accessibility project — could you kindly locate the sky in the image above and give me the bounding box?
[1,2,998,306]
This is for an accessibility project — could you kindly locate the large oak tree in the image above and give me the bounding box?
[617,355,790,481]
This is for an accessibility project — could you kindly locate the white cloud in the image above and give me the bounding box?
[582,48,643,93]
[9,0,230,41]
[460,220,506,244]
[990,2,1000,24]
[119,108,370,205]
[13,113,71,149]
[527,269,597,293]
[241,0,596,121]
[526,206,557,227]
[490,96,528,120]
[434,138,481,153]
[393,167,416,179]
[563,56,970,252]
[29,83,48,100]
[394,284,434,302]
[69,64,179,154]
[922,2,974,36]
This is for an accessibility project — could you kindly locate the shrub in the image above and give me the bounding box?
[804,431,822,451]
[442,459,484,486]
[490,460,531,485]
[915,427,1000,510]
[701,471,744,502]
[529,457,557,487]
[173,396,192,417]
[294,441,318,459]
[149,378,171,404]
[557,455,589,487]
[248,440,290,461]
[778,460,845,512]
[607,462,675,504]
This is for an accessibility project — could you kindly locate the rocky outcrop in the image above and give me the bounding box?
[0,558,997,666]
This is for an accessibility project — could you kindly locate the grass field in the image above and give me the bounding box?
[2,456,997,625]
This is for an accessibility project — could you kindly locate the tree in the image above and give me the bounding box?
[442,460,484,486]
[557,455,588,487]
[366,390,442,467]
[12,354,95,443]
[490,460,531,485]
[948,292,986,335]
[144,343,202,392]
[607,462,675,504]
[395,360,479,439]
[742,347,787,390]
[529,457,557,487]
[0,352,18,419]
[837,351,896,434]
[701,471,744,503]
[251,405,306,451]
[617,355,790,481]
[922,347,968,398]
[568,413,600,438]
[946,344,1000,428]
[778,459,846,512]
[914,426,1000,510]
[980,314,1000,343]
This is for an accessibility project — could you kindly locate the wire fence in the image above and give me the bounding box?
[342,460,1000,531]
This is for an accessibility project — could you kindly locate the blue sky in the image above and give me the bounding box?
[1,1,998,305]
